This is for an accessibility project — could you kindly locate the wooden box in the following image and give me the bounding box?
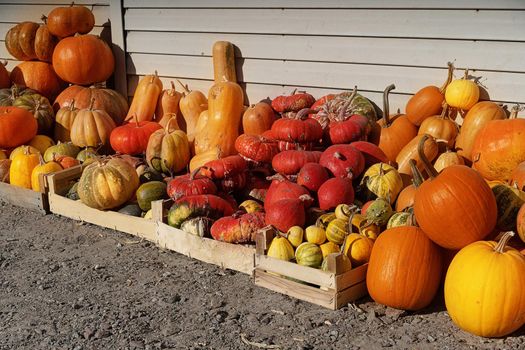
[45,165,157,242]
[151,199,255,275]
[253,229,368,310]
[0,179,49,214]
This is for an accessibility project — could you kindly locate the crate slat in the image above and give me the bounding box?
[0,182,48,214]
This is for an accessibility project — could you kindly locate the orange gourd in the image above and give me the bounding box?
[242,102,276,135]
[378,84,417,162]
[414,135,497,250]
[406,62,454,126]
[125,71,163,122]
[177,80,208,145]
[395,134,438,178]
[154,81,182,127]
[212,41,237,83]
[395,159,423,212]
[418,104,459,148]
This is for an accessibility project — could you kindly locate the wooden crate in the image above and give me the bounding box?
[0,176,49,214]
[253,229,368,310]
[151,199,255,275]
[45,165,157,242]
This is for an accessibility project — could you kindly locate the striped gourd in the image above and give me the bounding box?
[360,162,403,204]
[316,212,337,230]
[295,242,323,268]
[491,184,525,231]
[326,218,349,245]
[387,211,417,229]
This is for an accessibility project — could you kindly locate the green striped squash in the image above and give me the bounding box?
[492,184,525,231]
[325,218,349,245]
[295,242,323,268]
[387,212,416,229]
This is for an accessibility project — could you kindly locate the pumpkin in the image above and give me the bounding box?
[194,80,244,156]
[444,232,525,337]
[320,242,340,259]
[177,80,208,146]
[0,106,37,148]
[271,90,316,113]
[10,61,64,101]
[364,198,394,227]
[511,161,525,191]
[9,147,40,189]
[167,168,217,200]
[154,81,182,127]
[367,226,443,310]
[267,235,295,261]
[297,162,329,192]
[445,69,480,110]
[110,117,162,155]
[272,150,322,175]
[324,91,364,144]
[316,212,337,230]
[54,101,79,142]
[0,61,10,88]
[270,108,323,144]
[146,119,190,175]
[126,72,163,123]
[54,85,129,125]
[136,181,168,211]
[4,21,58,62]
[417,104,459,148]
[212,41,237,83]
[168,194,235,228]
[343,233,374,267]
[235,134,279,164]
[52,35,115,85]
[378,84,418,162]
[0,85,35,106]
[200,154,247,179]
[265,197,308,232]
[491,184,525,231]
[54,155,80,169]
[70,99,116,148]
[28,135,55,154]
[12,93,55,135]
[305,225,327,245]
[264,174,311,210]
[414,134,497,249]
[295,242,323,268]
[77,158,140,210]
[395,159,423,211]
[517,204,525,243]
[46,3,95,38]
[359,163,403,204]
[242,102,276,135]
[472,107,525,182]
[319,144,365,179]
[406,62,454,126]
[317,177,354,211]
[30,157,62,191]
[9,145,39,160]
[0,159,11,183]
[43,142,80,162]
[396,134,438,178]
[350,141,389,168]
[76,147,98,163]
[433,149,464,172]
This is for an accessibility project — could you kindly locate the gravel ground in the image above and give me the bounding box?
[1,200,524,350]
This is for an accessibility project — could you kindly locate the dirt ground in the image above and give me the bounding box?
[1,201,524,350]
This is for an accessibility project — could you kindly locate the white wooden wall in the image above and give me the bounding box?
[123,0,525,112]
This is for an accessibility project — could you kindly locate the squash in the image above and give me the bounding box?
[212,41,237,83]
[305,225,327,245]
[43,142,80,162]
[46,3,95,38]
[387,211,416,229]
[5,21,58,62]
[10,61,64,101]
[265,197,308,232]
[417,104,458,148]
[491,184,525,231]
[395,159,424,212]
[445,69,480,110]
[272,90,316,114]
[177,80,208,146]
[9,145,39,160]
[9,147,40,189]
[28,135,55,155]
[77,158,140,210]
[180,217,213,237]
[297,162,330,192]
[320,242,340,259]
[76,147,98,163]
[154,81,182,127]
[12,92,55,135]
[325,218,349,245]
[0,106,38,148]
[295,242,323,268]
[136,181,168,211]
[210,211,265,243]
[359,162,403,204]
[286,226,304,248]
[242,102,275,135]
[0,61,10,89]
[319,144,365,179]
[414,135,497,249]
[272,150,322,175]
[70,99,116,148]
[146,119,191,175]
[364,198,394,227]
[235,134,279,164]
[54,155,80,169]
[517,204,525,243]
[126,72,163,123]
[194,80,244,156]
[342,233,374,267]
[110,118,162,155]
[30,157,62,191]
[317,177,354,211]
[54,101,79,142]
[267,234,295,261]
[189,147,221,173]
[433,149,464,172]
[167,194,235,228]
[367,226,443,310]
[444,232,525,337]
[396,134,438,178]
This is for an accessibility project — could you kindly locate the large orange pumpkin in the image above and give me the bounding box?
[367,226,443,310]
[0,106,38,148]
[5,21,58,62]
[46,3,95,38]
[52,35,115,85]
[472,107,525,182]
[414,135,497,250]
[10,61,65,101]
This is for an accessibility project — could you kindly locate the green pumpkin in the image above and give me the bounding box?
[0,85,35,106]
[44,142,81,162]
[295,242,323,268]
[76,147,99,163]
[365,198,394,227]
[118,203,143,217]
[492,184,525,231]
[13,93,54,135]
[136,181,167,211]
[325,218,349,245]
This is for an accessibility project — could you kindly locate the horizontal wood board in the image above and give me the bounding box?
[0,182,48,214]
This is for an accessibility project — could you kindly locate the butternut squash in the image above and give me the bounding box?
[154,81,182,127]
[125,71,163,122]
[189,147,221,172]
[212,41,237,83]
[178,79,208,144]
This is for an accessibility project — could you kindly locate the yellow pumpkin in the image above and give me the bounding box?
[9,147,40,189]
[320,242,340,258]
[444,232,525,337]
[434,150,465,172]
[305,225,327,245]
[146,119,190,175]
[343,233,374,266]
[9,145,39,160]
[70,99,116,148]
[30,158,62,191]
[28,135,55,154]
[54,101,79,142]
[286,226,304,248]
[360,162,403,203]
[267,235,295,261]
[125,71,163,122]
[445,70,480,110]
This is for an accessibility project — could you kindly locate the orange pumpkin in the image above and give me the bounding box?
[46,3,95,38]
[4,21,58,62]
[154,81,182,127]
[10,61,64,101]
[0,61,9,88]
[511,161,525,191]
[125,72,163,122]
[378,84,417,162]
[414,135,497,250]
[417,104,459,148]
[395,159,424,212]
[367,226,443,311]
[0,106,38,149]
[70,99,116,148]
[472,107,525,182]
[433,149,465,173]
[242,102,276,136]
[396,134,438,178]
[54,101,79,142]
[52,35,115,85]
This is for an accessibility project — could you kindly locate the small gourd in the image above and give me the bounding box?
[365,198,394,227]
[267,235,295,262]
[320,242,340,258]
[343,233,374,266]
[305,225,327,245]
[387,211,417,229]
[445,69,480,110]
[325,218,349,245]
[286,226,304,248]
[359,162,403,204]
[295,242,323,268]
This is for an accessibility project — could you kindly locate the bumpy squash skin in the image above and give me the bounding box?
[168,194,235,228]
[210,211,266,243]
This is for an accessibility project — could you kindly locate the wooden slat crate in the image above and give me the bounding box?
[151,199,255,275]
[253,229,368,310]
[0,179,49,214]
[45,165,157,242]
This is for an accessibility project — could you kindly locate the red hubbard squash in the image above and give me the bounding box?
[167,167,218,200]
[110,117,162,155]
[5,21,58,62]
[0,61,10,89]
[350,141,389,168]
[265,197,310,232]
[265,174,312,210]
[242,102,276,135]
[211,211,266,243]
[472,106,525,182]
[271,90,315,113]
[405,62,454,126]
[317,177,354,211]
[367,226,443,310]
[0,106,38,148]
[272,150,322,175]
[235,134,279,164]
[54,84,129,125]
[378,84,417,162]
[10,61,64,101]
[414,135,497,249]
[53,34,115,85]
[200,155,247,179]
[319,144,365,179]
[297,163,329,192]
[46,3,95,38]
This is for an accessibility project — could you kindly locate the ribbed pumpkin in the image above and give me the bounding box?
[30,157,62,191]
[46,3,95,38]
[414,135,497,249]
[70,99,116,148]
[54,101,79,142]
[0,106,37,148]
[472,107,525,182]
[177,80,208,146]
[126,72,163,122]
[5,21,58,62]
[378,84,417,162]
[12,92,55,135]
[396,134,438,179]
[445,69,480,110]
[359,162,403,204]
[77,158,140,210]
[445,232,525,337]
[395,159,423,212]
[145,119,190,174]
[455,101,506,161]
[367,226,443,310]
[491,184,525,231]
[417,104,458,148]
[43,142,80,162]
[9,147,40,189]
[433,149,465,172]
[295,242,323,268]
[10,61,64,101]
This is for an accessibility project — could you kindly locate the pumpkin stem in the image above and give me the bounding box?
[439,103,449,120]
[69,99,76,111]
[337,86,358,121]
[176,79,191,95]
[88,98,96,111]
[382,84,395,127]
[170,81,176,92]
[378,162,385,177]
[510,105,521,119]
[494,231,515,254]
[290,88,297,96]
[463,69,469,80]
[417,134,439,179]
[40,15,48,24]
[70,2,75,7]
[439,62,455,93]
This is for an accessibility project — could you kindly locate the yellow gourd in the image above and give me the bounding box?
[445,69,480,110]
[9,145,39,160]
[31,158,62,191]
[9,147,40,189]
[212,41,237,83]
[125,71,163,122]
[316,212,337,229]
[320,242,340,258]
[28,135,55,154]
[360,162,403,204]
[286,226,304,248]
[267,235,295,262]
[146,119,190,175]
[343,233,374,267]
[325,218,349,245]
[305,225,326,245]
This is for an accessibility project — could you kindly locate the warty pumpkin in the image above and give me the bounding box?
[70,99,116,148]
[367,226,443,310]
[146,118,190,175]
[445,69,480,110]
[9,147,40,189]
[414,134,497,250]
[444,231,525,337]
[10,61,64,101]
[5,21,58,62]
[46,3,95,38]
[0,106,37,148]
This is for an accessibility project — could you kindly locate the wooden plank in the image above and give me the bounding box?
[126,31,525,73]
[335,281,368,309]
[109,0,127,97]
[124,8,525,41]
[126,54,525,104]
[0,4,110,25]
[0,182,48,214]
[0,24,107,40]
[123,0,525,10]
[335,264,368,290]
